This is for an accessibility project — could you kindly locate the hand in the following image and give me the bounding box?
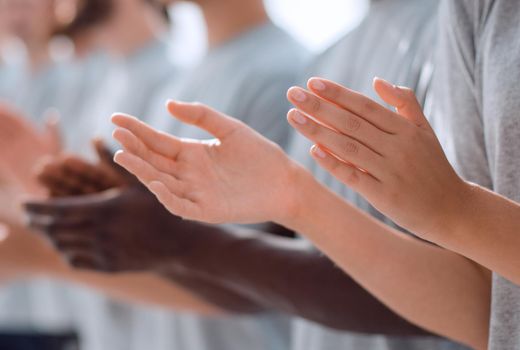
[287,77,471,236]
[111,101,306,224]
[0,104,61,194]
[37,139,131,198]
[24,187,197,272]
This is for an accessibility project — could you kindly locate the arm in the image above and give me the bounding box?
[0,135,220,315]
[111,103,489,348]
[24,179,428,333]
[160,223,434,336]
[27,137,436,334]
[0,222,220,315]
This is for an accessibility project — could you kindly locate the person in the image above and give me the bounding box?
[0,1,218,350]
[0,0,63,120]
[31,0,306,348]
[28,0,467,350]
[106,0,520,349]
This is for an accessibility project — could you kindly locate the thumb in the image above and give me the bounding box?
[92,137,135,184]
[373,77,429,128]
[92,138,114,166]
[43,108,62,154]
[166,100,242,139]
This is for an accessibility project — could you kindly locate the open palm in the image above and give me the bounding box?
[112,101,303,224]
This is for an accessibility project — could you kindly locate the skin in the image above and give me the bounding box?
[21,0,443,339]
[161,0,267,49]
[29,133,431,333]
[0,0,57,72]
[110,98,492,349]
[0,104,60,199]
[0,0,219,315]
[287,77,520,285]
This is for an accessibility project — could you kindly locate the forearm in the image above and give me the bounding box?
[160,266,267,314]
[434,183,520,285]
[283,173,491,349]
[64,271,222,315]
[168,222,433,336]
[1,226,220,315]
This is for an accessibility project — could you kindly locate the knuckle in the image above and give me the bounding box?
[400,87,416,99]
[363,100,377,114]
[342,166,360,185]
[345,116,361,132]
[327,84,340,100]
[310,98,321,113]
[344,140,359,154]
[307,120,320,137]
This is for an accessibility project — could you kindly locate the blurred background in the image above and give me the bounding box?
[170,0,368,64]
[0,1,371,349]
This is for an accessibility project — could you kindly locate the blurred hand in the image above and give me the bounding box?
[37,139,131,198]
[24,186,200,272]
[0,104,61,193]
[287,77,470,236]
[111,101,307,225]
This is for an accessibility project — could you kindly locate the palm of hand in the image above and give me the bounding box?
[160,127,297,224]
[113,103,301,226]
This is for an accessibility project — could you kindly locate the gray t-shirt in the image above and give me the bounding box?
[288,0,466,349]
[73,38,176,157]
[0,40,180,350]
[434,1,520,349]
[2,60,64,122]
[141,22,309,350]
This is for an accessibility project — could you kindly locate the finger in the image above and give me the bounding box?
[113,150,184,197]
[27,214,93,232]
[112,113,182,160]
[61,156,117,191]
[305,78,406,133]
[310,145,382,196]
[51,232,98,251]
[37,161,97,196]
[288,109,383,177]
[92,138,114,165]
[61,250,103,271]
[148,181,202,221]
[166,100,242,140]
[113,128,178,176]
[92,137,135,185]
[287,87,390,151]
[23,192,119,217]
[372,78,430,129]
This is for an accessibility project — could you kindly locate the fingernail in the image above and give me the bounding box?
[291,110,307,125]
[312,145,327,159]
[309,79,326,91]
[290,88,307,102]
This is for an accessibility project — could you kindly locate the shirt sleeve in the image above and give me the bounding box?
[432,0,493,189]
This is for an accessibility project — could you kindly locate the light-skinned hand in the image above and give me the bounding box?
[111,101,308,224]
[287,77,471,237]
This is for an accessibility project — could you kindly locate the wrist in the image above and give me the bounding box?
[277,162,325,230]
[427,179,479,245]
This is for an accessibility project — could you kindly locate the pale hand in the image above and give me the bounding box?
[287,77,472,237]
[0,104,61,194]
[111,101,305,224]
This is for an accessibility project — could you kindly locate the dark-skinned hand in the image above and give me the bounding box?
[25,141,213,272]
[36,139,130,198]
[23,184,209,272]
